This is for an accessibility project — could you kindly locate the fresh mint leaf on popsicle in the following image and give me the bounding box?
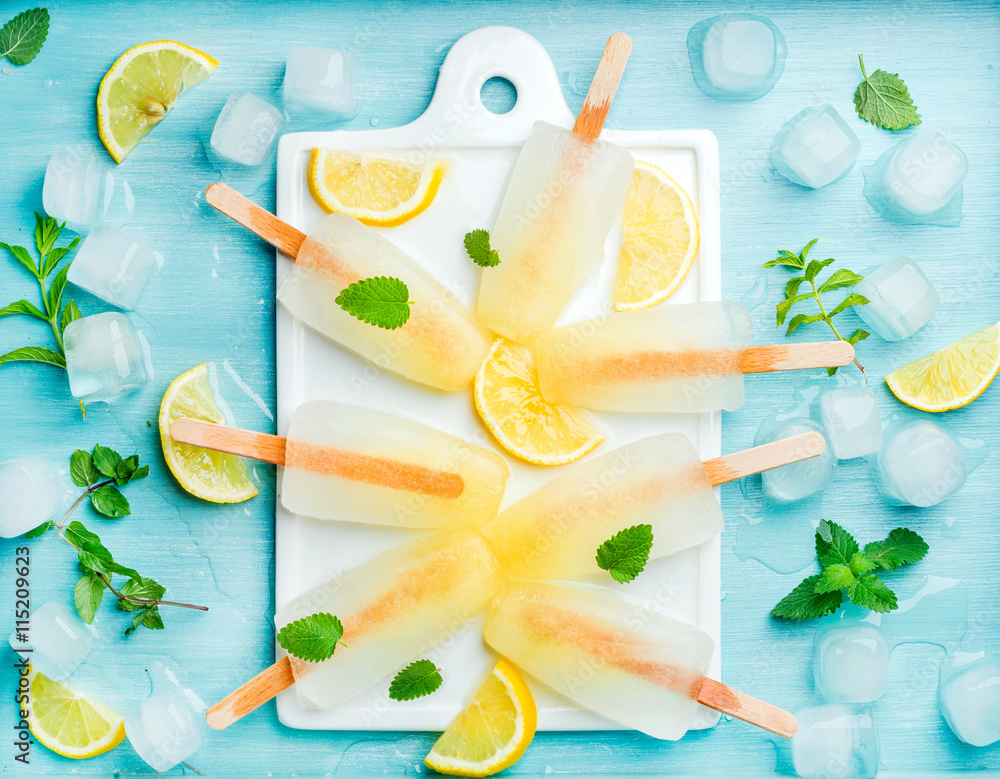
[464,229,501,267]
[854,55,921,131]
[389,659,443,701]
[277,613,347,663]
[0,8,50,66]
[336,276,413,329]
[596,524,653,584]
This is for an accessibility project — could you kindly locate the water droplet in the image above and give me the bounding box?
[369,117,379,127]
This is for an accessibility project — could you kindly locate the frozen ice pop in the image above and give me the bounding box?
[484,581,797,740]
[536,301,855,413]
[206,183,491,391]
[170,400,509,528]
[475,34,635,344]
[206,529,504,727]
[482,430,825,581]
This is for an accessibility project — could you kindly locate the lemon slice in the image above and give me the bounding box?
[159,364,258,503]
[27,668,126,759]
[885,324,1000,412]
[97,40,218,163]
[474,338,605,466]
[613,161,700,312]
[307,147,445,226]
[424,659,537,777]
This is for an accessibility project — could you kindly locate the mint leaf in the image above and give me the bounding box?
[64,521,102,551]
[70,449,99,487]
[74,574,105,624]
[464,229,500,267]
[0,8,49,66]
[112,561,141,581]
[1,242,40,277]
[118,577,166,611]
[34,214,62,259]
[0,299,46,320]
[863,528,929,570]
[816,520,859,568]
[90,485,130,518]
[277,613,346,662]
[854,55,921,131]
[335,276,412,330]
[849,551,878,576]
[78,548,113,576]
[596,524,653,584]
[24,520,51,538]
[388,659,443,701]
[771,575,843,620]
[60,299,81,332]
[0,346,65,369]
[815,563,855,594]
[115,454,139,485]
[125,606,163,636]
[847,573,898,613]
[91,445,122,478]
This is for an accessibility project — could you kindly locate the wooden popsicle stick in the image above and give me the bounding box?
[171,417,287,465]
[741,341,855,374]
[205,182,305,258]
[697,677,798,738]
[573,33,632,139]
[702,431,825,487]
[206,656,293,730]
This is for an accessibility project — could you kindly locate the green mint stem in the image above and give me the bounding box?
[808,275,866,376]
[858,54,868,84]
[37,273,64,352]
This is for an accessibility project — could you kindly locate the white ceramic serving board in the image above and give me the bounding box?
[273,26,722,732]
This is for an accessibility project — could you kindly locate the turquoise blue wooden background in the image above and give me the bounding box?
[1,0,998,775]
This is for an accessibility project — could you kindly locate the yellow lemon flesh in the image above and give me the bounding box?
[27,668,126,759]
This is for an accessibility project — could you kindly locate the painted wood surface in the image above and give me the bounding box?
[0,0,998,775]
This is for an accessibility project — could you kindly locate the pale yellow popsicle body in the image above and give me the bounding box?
[281,400,509,528]
[536,301,753,412]
[275,529,504,709]
[476,121,634,344]
[276,213,492,391]
[484,581,714,740]
[481,434,722,581]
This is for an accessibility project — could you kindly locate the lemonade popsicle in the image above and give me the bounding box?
[275,528,504,708]
[535,300,754,413]
[481,433,722,581]
[277,212,492,391]
[281,400,509,528]
[484,581,714,740]
[475,121,635,344]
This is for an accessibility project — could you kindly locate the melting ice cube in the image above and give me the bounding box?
[792,703,879,779]
[210,92,283,167]
[939,654,1000,747]
[688,14,786,101]
[756,418,835,503]
[877,420,967,507]
[283,48,358,119]
[814,623,890,703]
[0,457,60,538]
[125,688,203,771]
[771,105,860,189]
[8,601,95,681]
[855,257,939,341]
[818,387,882,460]
[64,312,150,403]
[67,224,158,310]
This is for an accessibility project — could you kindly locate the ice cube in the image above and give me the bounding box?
[939,655,1000,747]
[67,224,158,310]
[688,14,786,101]
[882,130,968,216]
[792,703,879,779]
[125,688,203,771]
[0,457,60,538]
[209,91,283,167]
[64,312,149,403]
[8,601,95,681]
[771,105,860,189]
[819,387,882,460]
[42,150,135,235]
[283,48,358,119]
[854,257,939,341]
[756,418,835,503]
[878,420,967,507]
[815,623,889,703]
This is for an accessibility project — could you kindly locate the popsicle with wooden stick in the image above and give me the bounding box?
[476,33,637,344]
[534,300,856,413]
[482,429,826,581]
[485,581,797,740]
[204,182,491,392]
[170,399,508,528]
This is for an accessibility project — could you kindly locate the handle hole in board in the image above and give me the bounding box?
[480,77,517,115]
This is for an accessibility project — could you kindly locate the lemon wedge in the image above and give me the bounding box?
[97,40,217,163]
[307,147,444,226]
[886,324,1000,411]
[159,364,258,503]
[27,668,126,759]
[474,338,605,466]
[614,161,699,311]
[424,659,537,777]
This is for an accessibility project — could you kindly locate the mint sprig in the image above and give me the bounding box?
[388,659,443,701]
[336,276,413,330]
[0,8,49,66]
[596,524,653,584]
[277,613,346,663]
[771,520,928,621]
[763,238,869,376]
[464,229,500,267]
[854,55,921,131]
